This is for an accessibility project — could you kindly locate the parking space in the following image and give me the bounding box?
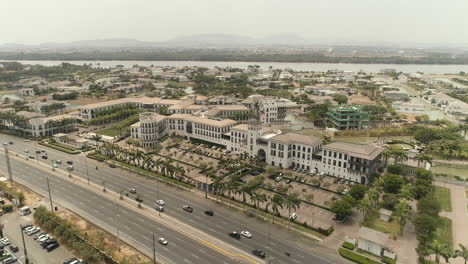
[1,200,75,264]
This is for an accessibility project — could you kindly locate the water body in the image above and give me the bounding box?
[9,60,468,74]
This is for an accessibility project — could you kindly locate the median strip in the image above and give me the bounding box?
[198,239,260,264]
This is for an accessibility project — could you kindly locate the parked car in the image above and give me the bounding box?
[27,227,40,236]
[21,224,33,231]
[250,170,260,176]
[229,232,241,239]
[24,149,29,153]
[0,238,10,246]
[155,206,164,212]
[41,239,57,248]
[64,257,79,264]
[46,242,59,252]
[158,238,168,245]
[8,142,13,145]
[42,155,48,159]
[8,245,18,253]
[2,256,17,264]
[252,249,266,258]
[241,231,252,238]
[182,205,193,212]
[275,176,282,182]
[204,210,214,216]
[290,212,298,220]
[285,179,292,184]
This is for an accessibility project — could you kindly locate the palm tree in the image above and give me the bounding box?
[394,198,410,234]
[239,183,253,211]
[413,154,433,168]
[224,180,239,207]
[357,197,373,223]
[134,150,145,167]
[251,191,267,209]
[428,240,450,264]
[284,192,301,231]
[455,244,468,264]
[271,193,284,224]
[367,188,381,206]
[399,183,414,200]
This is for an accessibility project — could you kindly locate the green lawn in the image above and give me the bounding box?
[431,166,468,180]
[435,216,453,254]
[434,186,452,212]
[284,128,323,138]
[465,189,468,199]
[363,209,400,238]
[96,128,120,137]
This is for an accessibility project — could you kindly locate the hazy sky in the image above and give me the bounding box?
[2,0,468,45]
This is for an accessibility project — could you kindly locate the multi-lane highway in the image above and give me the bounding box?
[0,135,346,264]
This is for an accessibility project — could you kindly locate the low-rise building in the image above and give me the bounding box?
[357,227,389,256]
[17,88,35,97]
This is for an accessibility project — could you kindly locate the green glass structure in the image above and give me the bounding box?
[327,105,369,130]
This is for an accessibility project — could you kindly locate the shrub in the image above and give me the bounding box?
[387,165,402,175]
[2,204,13,213]
[342,241,355,250]
[381,193,399,210]
[381,256,396,264]
[338,248,381,264]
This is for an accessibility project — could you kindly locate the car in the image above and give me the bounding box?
[69,260,83,264]
[135,197,143,203]
[63,257,79,264]
[53,164,58,168]
[27,227,40,236]
[24,149,29,153]
[67,166,74,171]
[156,200,165,206]
[67,161,73,164]
[0,238,10,246]
[332,214,345,223]
[182,205,193,212]
[250,170,260,176]
[21,224,33,231]
[38,235,52,243]
[2,256,17,264]
[29,156,35,159]
[42,155,48,159]
[252,249,266,258]
[241,231,252,238]
[41,239,57,248]
[155,206,164,212]
[285,179,292,184]
[35,150,41,154]
[56,160,62,164]
[158,237,168,245]
[109,163,116,168]
[8,245,18,253]
[41,149,46,152]
[204,209,214,216]
[46,242,59,252]
[8,142,13,145]
[229,232,241,239]
[275,176,282,182]
[34,232,46,240]
[290,212,298,220]
[129,189,137,194]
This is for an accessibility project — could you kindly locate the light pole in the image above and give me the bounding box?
[2,143,13,182]
[267,215,272,264]
[46,177,54,213]
[84,155,89,185]
[114,200,120,252]
[34,141,39,164]
[20,225,30,264]
[152,232,157,264]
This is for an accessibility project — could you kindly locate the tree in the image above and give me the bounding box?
[417,194,441,217]
[413,154,433,168]
[284,192,302,230]
[349,184,368,201]
[239,184,253,211]
[455,244,468,264]
[224,180,239,207]
[383,174,405,194]
[270,193,284,224]
[428,240,450,264]
[357,197,373,223]
[332,94,348,105]
[330,199,352,221]
[414,214,438,243]
[394,198,410,234]
[399,183,414,200]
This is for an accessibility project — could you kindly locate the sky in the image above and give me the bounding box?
[2,0,468,46]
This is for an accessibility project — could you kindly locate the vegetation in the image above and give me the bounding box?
[338,248,382,264]
[342,242,356,250]
[191,73,252,97]
[38,141,80,154]
[52,91,78,101]
[433,186,452,212]
[41,102,66,115]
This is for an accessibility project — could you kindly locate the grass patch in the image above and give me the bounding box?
[435,216,453,254]
[87,152,108,162]
[338,248,382,264]
[96,128,120,137]
[38,141,80,154]
[342,241,355,250]
[465,189,468,199]
[363,209,400,238]
[433,186,452,212]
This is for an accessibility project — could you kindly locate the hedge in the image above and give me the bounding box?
[87,152,108,162]
[38,141,80,154]
[342,241,356,250]
[339,248,382,264]
[381,256,396,264]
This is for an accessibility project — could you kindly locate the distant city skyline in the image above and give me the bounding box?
[2,0,468,47]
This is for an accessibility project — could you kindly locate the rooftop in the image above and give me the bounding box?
[270,132,322,146]
[169,114,237,128]
[323,142,383,160]
[357,227,388,246]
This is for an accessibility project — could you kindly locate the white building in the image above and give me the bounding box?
[357,227,389,256]
[17,88,35,97]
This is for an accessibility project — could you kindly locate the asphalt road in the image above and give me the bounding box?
[1,135,346,264]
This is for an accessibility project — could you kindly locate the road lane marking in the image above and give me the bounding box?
[198,249,206,254]
[292,259,301,263]
[198,239,260,264]
[191,254,200,259]
[184,259,192,263]
[215,224,223,229]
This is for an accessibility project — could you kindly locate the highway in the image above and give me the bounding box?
[0,135,346,264]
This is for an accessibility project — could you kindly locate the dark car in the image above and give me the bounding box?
[41,239,57,248]
[46,242,59,252]
[67,161,73,165]
[109,163,116,168]
[8,142,13,145]
[9,245,19,253]
[250,170,260,176]
[29,156,35,159]
[63,257,78,264]
[42,155,48,159]
[229,232,241,239]
[135,197,143,203]
[252,249,266,258]
[204,210,214,216]
[155,206,164,212]
[36,150,41,154]
[183,205,193,212]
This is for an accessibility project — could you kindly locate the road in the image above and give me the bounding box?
[1,135,346,264]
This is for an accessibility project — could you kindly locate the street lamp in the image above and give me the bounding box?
[2,143,13,182]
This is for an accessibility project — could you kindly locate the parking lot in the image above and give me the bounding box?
[1,200,75,264]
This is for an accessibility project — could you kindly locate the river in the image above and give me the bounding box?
[9,60,468,74]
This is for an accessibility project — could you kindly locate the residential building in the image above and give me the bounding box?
[327,105,369,130]
[17,88,35,97]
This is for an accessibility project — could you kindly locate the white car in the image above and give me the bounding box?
[56,160,62,164]
[38,235,52,243]
[53,164,58,168]
[290,212,298,220]
[24,149,29,153]
[27,227,40,236]
[0,237,10,246]
[156,200,166,206]
[158,237,168,245]
[24,226,35,233]
[240,231,252,238]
